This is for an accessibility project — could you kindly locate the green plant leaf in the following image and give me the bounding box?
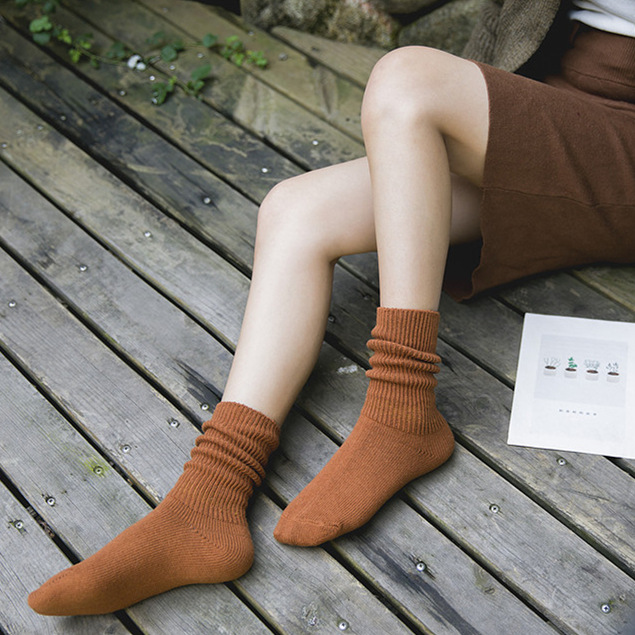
[106,41,127,60]
[32,32,51,44]
[160,44,178,62]
[30,15,52,33]
[226,35,242,49]
[69,48,82,63]
[247,50,267,68]
[152,82,170,105]
[190,63,210,82]
[57,28,72,44]
[146,30,167,47]
[42,0,58,14]
[202,33,217,48]
[76,35,93,50]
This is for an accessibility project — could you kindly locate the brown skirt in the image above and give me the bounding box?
[444,24,635,301]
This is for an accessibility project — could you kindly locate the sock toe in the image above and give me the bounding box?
[28,568,85,616]
[274,510,341,546]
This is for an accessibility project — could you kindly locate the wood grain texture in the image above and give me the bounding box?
[1,0,634,632]
[1,86,632,607]
[0,148,559,634]
[0,480,129,635]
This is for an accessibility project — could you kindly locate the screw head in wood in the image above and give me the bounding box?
[338,621,349,631]
[201,403,210,411]
[169,418,180,428]
[121,444,131,453]
[601,604,611,613]
[416,561,426,572]
[8,300,16,308]
[557,457,567,466]
[489,504,500,514]
[46,497,56,506]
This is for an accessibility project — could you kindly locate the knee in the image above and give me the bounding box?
[256,177,328,256]
[361,46,455,133]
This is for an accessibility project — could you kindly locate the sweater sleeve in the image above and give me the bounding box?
[462,0,563,72]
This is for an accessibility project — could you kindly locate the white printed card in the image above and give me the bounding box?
[508,313,635,459]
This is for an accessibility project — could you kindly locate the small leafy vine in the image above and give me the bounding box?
[15,0,268,105]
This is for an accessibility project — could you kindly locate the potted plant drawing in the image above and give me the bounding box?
[606,362,621,383]
[565,357,578,378]
[584,359,600,380]
[543,357,560,376]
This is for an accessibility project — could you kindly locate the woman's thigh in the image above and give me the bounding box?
[261,157,482,261]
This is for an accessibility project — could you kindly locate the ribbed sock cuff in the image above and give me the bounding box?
[372,308,440,353]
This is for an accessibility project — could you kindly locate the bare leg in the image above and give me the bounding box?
[29,49,487,612]
[363,47,488,310]
[222,158,376,423]
[223,162,482,423]
[274,48,490,546]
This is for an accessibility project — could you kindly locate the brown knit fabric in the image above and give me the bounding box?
[28,402,279,616]
[446,25,635,301]
[274,308,454,546]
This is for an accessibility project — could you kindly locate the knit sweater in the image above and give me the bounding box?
[462,0,564,72]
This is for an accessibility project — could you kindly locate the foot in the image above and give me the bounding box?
[28,495,253,615]
[28,402,280,615]
[273,413,453,546]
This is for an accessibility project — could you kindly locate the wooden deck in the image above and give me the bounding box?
[0,0,634,633]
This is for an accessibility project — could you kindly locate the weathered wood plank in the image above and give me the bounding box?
[0,216,415,633]
[0,26,376,361]
[2,92,633,582]
[138,0,367,139]
[270,415,559,635]
[1,7,635,632]
[268,402,635,634]
[0,352,269,634]
[58,0,365,169]
[244,493,414,635]
[0,154,559,634]
[0,480,129,634]
[270,25,387,87]
[404,444,635,634]
[574,265,635,313]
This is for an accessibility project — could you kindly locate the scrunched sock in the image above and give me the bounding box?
[28,402,279,615]
[274,308,454,546]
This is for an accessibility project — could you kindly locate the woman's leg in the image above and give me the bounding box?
[274,47,489,546]
[223,164,482,424]
[365,47,488,311]
[29,47,487,611]
[222,158,376,423]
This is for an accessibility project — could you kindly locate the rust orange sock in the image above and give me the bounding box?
[28,402,279,615]
[274,308,454,546]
